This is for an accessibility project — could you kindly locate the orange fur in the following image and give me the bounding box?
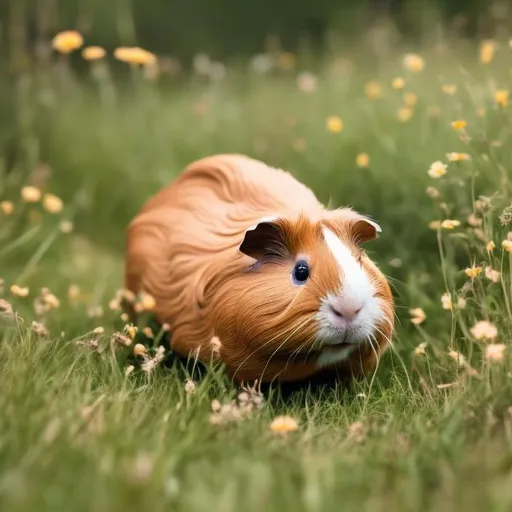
[124,154,394,384]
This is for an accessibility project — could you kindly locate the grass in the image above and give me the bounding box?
[2,20,512,512]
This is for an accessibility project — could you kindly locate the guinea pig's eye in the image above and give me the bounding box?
[292,260,310,285]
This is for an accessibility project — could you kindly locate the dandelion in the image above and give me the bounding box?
[184,379,197,395]
[485,266,500,283]
[486,240,496,252]
[356,153,370,168]
[0,201,14,215]
[446,152,471,162]
[111,331,132,347]
[502,240,512,252]
[133,343,148,357]
[42,194,63,214]
[10,284,29,297]
[441,293,452,310]
[124,324,138,340]
[403,53,425,72]
[391,77,405,89]
[451,120,467,131]
[429,220,442,230]
[485,344,506,362]
[326,116,343,133]
[426,186,440,199]
[270,415,299,434]
[494,89,509,107]
[470,320,498,341]
[31,321,49,338]
[441,219,460,230]
[82,46,106,61]
[428,161,447,178]
[364,81,382,99]
[0,299,14,319]
[397,107,413,122]
[442,84,457,95]
[403,92,418,106]
[21,186,42,203]
[52,30,84,54]
[296,72,317,93]
[479,40,496,64]
[465,266,482,278]
[414,342,428,356]
[114,47,157,66]
[410,308,426,325]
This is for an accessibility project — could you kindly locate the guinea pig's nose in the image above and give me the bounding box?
[329,303,363,323]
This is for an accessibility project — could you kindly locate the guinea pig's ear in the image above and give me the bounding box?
[328,208,382,244]
[351,216,382,244]
[239,216,289,261]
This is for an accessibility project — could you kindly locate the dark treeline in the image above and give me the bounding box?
[0,0,501,63]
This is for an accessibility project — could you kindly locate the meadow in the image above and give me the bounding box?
[1,19,512,512]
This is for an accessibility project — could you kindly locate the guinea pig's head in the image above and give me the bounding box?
[213,209,394,384]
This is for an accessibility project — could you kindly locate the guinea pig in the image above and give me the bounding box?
[124,154,394,384]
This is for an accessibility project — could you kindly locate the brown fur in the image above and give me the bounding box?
[124,154,394,383]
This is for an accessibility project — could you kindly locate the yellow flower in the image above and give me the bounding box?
[326,116,343,133]
[451,120,467,130]
[403,53,425,72]
[397,107,413,122]
[82,46,106,61]
[465,266,482,278]
[270,415,299,434]
[414,342,428,356]
[428,161,447,178]
[10,284,29,297]
[124,324,139,340]
[52,30,84,54]
[356,153,370,168]
[494,89,509,107]
[485,344,506,362]
[42,194,63,214]
[442,84,457,95]
[486,240,496,252]
[21,186,42,203]
[429,220,442,230]
[470,320,498,341]
[114,47,157,66]
[403,92,418,106]
[446,152,471,162]
[441,293,452,310]
[391,77,405,89]
[410,308,426,325]
[0,201,14,215]
[502,240,512,252]
[133,343,148,357]
[480,40,496,64]
[134,291,156,312]
[485,266,500,283]
[142,327,154,339]
[441,219,460,230]
[364,81,382,99]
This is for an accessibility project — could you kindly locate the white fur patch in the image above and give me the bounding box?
[315,227,384,367]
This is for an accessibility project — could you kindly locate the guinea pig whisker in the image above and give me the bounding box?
[231,319,314,379]
[259,317,315,382]
[280,331,318,375]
